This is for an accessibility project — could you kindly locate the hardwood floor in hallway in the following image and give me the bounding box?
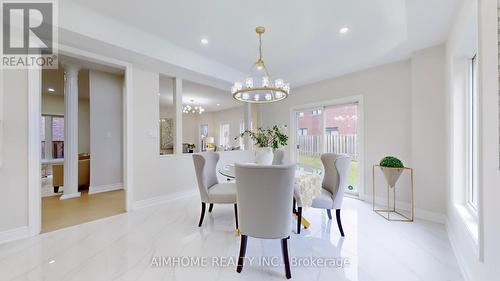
[42,189,125,233]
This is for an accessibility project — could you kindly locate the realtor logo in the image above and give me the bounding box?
[1,0,58,69]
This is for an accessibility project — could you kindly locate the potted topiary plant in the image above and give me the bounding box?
[236,125,288,164]
[379,156,405,188]
[184,143,196,153]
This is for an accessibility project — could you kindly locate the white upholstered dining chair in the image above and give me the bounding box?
[192,152,238,229]
[235,163,296,279]
[294,153,350,236]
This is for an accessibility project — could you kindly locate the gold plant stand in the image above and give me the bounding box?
[372,165,414,222]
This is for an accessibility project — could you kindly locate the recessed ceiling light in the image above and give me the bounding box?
[201,38,209,45]
[48,88,55,93]
[49,260,55,264]
[216,103,220,106]
[339,27,349,34]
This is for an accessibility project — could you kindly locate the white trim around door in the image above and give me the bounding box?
[27,44,134,236]
[289,95,365,200]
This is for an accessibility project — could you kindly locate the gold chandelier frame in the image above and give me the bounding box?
[231,26,289,103]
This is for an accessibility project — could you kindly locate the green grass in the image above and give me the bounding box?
[298,154,358,193]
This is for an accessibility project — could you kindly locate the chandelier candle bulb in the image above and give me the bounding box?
[262,76,269,87]
[245,78,253,88]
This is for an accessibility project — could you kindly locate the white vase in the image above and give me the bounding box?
[254,147,274,165]
[380,166,404,188]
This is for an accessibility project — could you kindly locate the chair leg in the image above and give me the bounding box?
[336,209,345,237]
[234,204,239,229]
[208,203,214,213]
[281,237,292,279]
[293,198,296,212]
[198,202,206,227]
[326,209,332,220]
[236,235,248,273]
[297,207,302,234]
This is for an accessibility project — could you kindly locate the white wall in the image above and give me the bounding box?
[0,70,29,234]
[41,94,91,154]
[445,0,500,280]
[89,70,124,189]
[410,45,447,216]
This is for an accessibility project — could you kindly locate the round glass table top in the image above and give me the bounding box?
[218,164,236,178]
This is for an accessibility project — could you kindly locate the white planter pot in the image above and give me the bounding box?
[254,147,274,165]
[380,166,404,188]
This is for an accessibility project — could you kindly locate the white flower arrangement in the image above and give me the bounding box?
[295,173,322,209]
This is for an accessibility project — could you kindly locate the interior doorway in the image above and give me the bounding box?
[39,55,127,233]
[292,97,363,197]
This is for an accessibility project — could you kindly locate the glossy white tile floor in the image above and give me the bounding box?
[0,196,463,281]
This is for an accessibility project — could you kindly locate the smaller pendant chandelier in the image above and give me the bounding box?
[231,26,289,103]
[182,99,205,114]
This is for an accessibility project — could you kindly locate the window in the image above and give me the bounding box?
[239,121,245,149]
[41,116,46,158]
[40,115,65,159]
[467,55,478,210]
[220,123,230,147]
[52,116,64,158]
[200,124,208,151]
[295,103,359,195]
[325,127,339,136]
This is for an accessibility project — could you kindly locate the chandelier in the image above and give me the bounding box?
[231,26,290,103]
[182,101,205,114]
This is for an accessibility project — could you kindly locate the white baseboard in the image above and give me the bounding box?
[373,195,446,224]
[59,192,81,200]
[446,219,472,281]
[89,183,123,195]
[132,190,197,210]
[0,226,29,245]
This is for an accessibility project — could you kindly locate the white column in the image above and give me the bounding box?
[60,65,81,200]
[44,115,52,159]
[244,103,252,150]
[173,77,183,155]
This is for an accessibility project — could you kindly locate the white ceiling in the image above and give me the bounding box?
[160,76,240,112]
[69,0,461,87]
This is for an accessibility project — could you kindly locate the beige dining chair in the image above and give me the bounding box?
[294,153,350,236]
[235,163,296,279]
[192,152,238,229]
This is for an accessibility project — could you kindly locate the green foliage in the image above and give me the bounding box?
[184,143,196,149]
[379,156,404,168]
[235,125,288,150]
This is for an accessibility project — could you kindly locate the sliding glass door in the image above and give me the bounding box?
[295,103,359,195]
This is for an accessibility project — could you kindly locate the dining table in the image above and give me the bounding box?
[219,163,323,234]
